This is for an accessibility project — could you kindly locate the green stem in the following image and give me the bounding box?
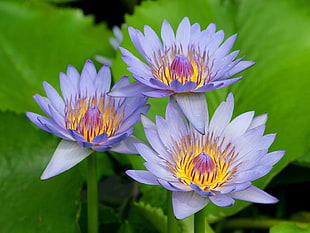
[194,208,215,233]
[167,191,178,233]
[87,153,98,233]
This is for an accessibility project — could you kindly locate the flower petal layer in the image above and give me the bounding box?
[27,59,149,179]
[172,191,210,219]
[41,140,93,180]
[228,185,278,203]
[125,92,284,219]
[174,93,208,134]
[116,16,254,97]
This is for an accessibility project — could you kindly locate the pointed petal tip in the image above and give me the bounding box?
[208,22,216,30]
[40,171,53,180]
[180,16,190,24]
[40,140,93,180]
[175,93,207,135]
[243,60,256,68]
[140,113,155,129]
[227,92,234,100]
[85,59,93,64]
[25,111,33,119]
[128,26,137,35]
[125,170,159,185]
[42,80,50,87]
[228,185,279,204]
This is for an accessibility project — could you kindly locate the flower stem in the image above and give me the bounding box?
[87,152,98,233]
[194,208,215,233]
[167,191,178,233]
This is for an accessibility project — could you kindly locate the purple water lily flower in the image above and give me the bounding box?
[109,17,255,133]
[126,93,284,219]
[26,60,149,179]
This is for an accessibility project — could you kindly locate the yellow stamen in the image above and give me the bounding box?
[168,133,238,191]
[65,95,124,143]
[151,46,212,90]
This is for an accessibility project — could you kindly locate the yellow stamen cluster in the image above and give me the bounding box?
[65,95,124,143]
[151,46,213,90]
[168,133,239,191]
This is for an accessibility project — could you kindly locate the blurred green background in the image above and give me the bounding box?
[0,0,310,232]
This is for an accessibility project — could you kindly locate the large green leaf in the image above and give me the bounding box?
[231,0,310,161]
[111,0,310,224]
[0,112,84,233]
[0,0,113,113]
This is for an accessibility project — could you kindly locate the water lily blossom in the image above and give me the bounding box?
[26,60,149,179]
[126,93,285,219]
[109,17,255,133]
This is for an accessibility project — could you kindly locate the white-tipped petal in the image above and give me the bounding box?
[41,140,93,180]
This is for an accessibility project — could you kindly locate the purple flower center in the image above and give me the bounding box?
[170,55,194,80]
[151,47,215,91]
[65,95,124,143]
[192,152,216,174]
[169,134,239,191]
[78,106,102,135]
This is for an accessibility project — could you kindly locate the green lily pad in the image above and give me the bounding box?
[0,112,84,233]
[0,0,113,114]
